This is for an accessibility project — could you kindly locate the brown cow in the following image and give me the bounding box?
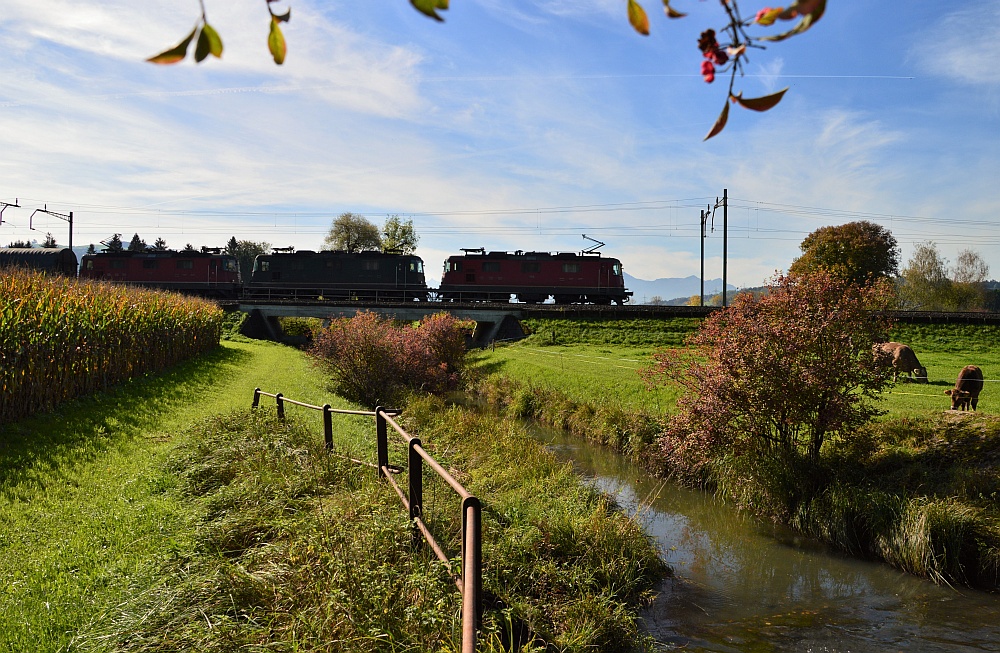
[875,341,928,383]
[945,365,984,411]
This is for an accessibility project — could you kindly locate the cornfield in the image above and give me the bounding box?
[0,267,223,425]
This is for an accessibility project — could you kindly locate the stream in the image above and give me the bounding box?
[531,424,1000,652]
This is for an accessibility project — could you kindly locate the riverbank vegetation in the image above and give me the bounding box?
[477,281,1000,589]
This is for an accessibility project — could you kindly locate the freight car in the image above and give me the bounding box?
[245,250,428,301]
[438,249,632,304]
[0,247,78,275]
[79,249,242,299]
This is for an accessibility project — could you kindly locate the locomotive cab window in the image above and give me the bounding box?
[449,261,463,272]
[224,259,238,272]
[613,263,622,276]
[409,261,423,273]
[176,260,193,270]
[256,260,270,272]
[85,260,94,270]
[561,263,580,273]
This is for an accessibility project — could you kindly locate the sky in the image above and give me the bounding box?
[1,1,998,290]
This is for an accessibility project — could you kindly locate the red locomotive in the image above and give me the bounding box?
[438,248,632,304]
[79,249,241,299]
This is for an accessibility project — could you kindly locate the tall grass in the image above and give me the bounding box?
[80,400,667,652]
[0,267,222,424]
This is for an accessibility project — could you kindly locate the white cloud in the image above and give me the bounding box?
[753,57,785,94]
[913,4,1000,87]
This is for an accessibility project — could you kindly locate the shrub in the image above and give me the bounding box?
[646,272,895,483]
[308,311,466,407]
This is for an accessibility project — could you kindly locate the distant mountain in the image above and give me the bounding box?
[624,273,737,305]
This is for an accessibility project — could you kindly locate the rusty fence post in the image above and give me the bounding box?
[323,404,333,450]
[375,406,388,479]
[275,393,284,420]
[462,496,483,651]
[409,438,423,551]
[252,387,261,408]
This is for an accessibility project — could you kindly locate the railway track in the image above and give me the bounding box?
[227,299,1000,325]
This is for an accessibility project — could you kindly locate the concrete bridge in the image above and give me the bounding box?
[235,301,529,347]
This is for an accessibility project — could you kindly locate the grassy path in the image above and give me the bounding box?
[0,340,354,651]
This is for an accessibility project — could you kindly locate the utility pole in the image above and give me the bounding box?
[713,188,728,307]
[699,208,707,307]
[29,205,73,251]
[0,198,20,226]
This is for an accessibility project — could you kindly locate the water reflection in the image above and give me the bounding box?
[534,428,1000,652]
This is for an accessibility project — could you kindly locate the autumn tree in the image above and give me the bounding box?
[323,213,382,253]
[950,249,991,311]
[646,271,894,489]
[788,221,899,287]
[898,243,990,311]
[381,215,419,254]
[225,237,271,285]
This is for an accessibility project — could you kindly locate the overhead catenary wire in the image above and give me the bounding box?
[4,195,1000,250]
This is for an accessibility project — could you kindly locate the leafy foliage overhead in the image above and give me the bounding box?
[146,0,822,139]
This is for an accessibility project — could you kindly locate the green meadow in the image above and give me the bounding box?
[484,318,1000,419]
[1,335,664,651]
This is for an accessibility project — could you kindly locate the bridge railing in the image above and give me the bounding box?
[252,388,482,653]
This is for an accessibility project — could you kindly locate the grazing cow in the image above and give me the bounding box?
[945,365,984,411]
[875,341,928,383]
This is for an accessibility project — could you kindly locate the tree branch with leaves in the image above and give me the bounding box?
[148,0,823,139]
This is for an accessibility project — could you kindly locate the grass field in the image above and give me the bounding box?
[0,339,370,651]
[1,334,665,651]
[480,319,1000,418]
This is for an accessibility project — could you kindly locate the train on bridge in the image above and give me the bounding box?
[0,246,633,305]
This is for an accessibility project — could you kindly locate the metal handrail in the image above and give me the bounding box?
[252,388,482,652]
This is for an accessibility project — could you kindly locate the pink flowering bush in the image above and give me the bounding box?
[308,311,468,407]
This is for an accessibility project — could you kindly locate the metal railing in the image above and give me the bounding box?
[252,388,483,653]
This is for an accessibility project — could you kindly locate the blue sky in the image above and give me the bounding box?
[1,1,998,288]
